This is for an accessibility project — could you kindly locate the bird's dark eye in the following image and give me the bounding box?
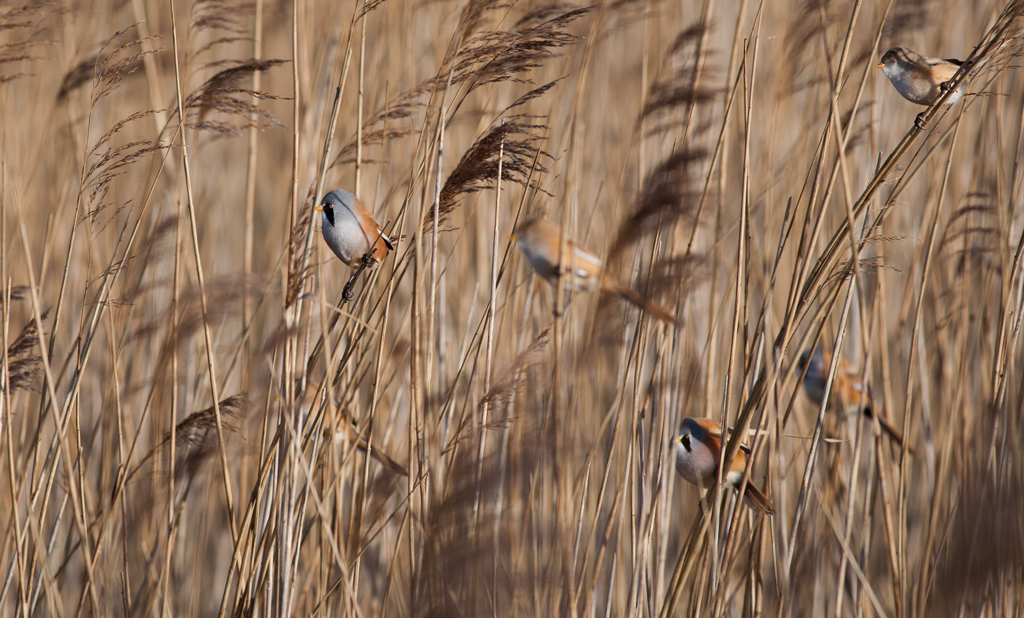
[681,434,691,452]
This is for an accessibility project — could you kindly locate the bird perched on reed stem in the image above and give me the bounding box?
[877,46,965,129]
[796,347,913,453]
[511,218,677,324]
[672,417,774,515]
[316,189,395,300]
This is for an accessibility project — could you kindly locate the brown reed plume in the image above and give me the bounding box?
[8,0,1024,615]
[172,394,249,459]
[184,58,288,134]
[413,443,542,618]
[445,6,594,93]
[605,22,713,308]
[285,186,315,307]
[609,148,706,258]
[124,393,250,482]
[432,3,593,125]
[927,408,1024,613]
[612,21,713,254]
[478,326,550,413]
[639,22,718,135]
[3,310,48,394]
[425,117,552,234]
[0,1,59,85]
[332,82,430,167]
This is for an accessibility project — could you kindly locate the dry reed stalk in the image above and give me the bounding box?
[3,0,1024,615]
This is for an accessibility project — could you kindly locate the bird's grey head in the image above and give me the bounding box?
[676,418,707,453]
[879,47,917,73]
[320,190,356,226]
[797,348,825,374]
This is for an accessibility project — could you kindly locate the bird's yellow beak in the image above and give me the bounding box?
[314,206,324,212]
[510,232,519,242]
[876,62,885,69]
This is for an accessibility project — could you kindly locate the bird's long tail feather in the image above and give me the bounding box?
[742,482,775,515]
[615,286,678,324]
[864,406,916,455]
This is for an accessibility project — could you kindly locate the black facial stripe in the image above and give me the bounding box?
[323,204,335,226]
[681,434,691,452]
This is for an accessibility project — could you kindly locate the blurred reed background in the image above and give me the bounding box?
[0,0,1023,615]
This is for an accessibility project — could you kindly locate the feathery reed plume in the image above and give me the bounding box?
[167,1,290,134]
[442,6,594,96]
[825,253,904,288]
[414,445,541,618]
[120,392,248,488]
[940,196,999,266]
[640,22,717,134]
[449,0,507,51]
[0,1,57,84]
[3,310,48,394]
[929,413,1024,612]
[332,82,432,167]
[172,394,249,481]
[605,0,664,31]
[0,286,28,304]
[189,0,251,57]
[607,21,712,259]
[286,187,315,307]
[56,55,99,101]
[783,0,839,95]
[90,25,163,103]
[333,128,419,165]
[79,29,170,227]
[630,254,704,304]
[424,117,551,234]
[786,0,840,65]
[886,0,935,40]
[609,148,705,258]
[503,77,565,112]
[478,327,550,413]
[185,58,289,134]
[83,113,170,225]
[172,393,249,448]
[356,0,392,20]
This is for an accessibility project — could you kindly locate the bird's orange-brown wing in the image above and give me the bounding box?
[353,198,392,264]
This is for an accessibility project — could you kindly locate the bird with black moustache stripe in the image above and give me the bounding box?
[672,417,774,515]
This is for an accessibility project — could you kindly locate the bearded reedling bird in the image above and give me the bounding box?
[316,189,395,299]
[673,417,774,515]
[796,347,913,453]
[511,218,677,324]
[877,47,965,129]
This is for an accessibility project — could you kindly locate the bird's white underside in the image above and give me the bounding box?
[322,204,373,266]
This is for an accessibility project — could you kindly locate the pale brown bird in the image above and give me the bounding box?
[673,417,774,515]
[511,218,677,324]
[877,47,965,128]
[796,348,913,453]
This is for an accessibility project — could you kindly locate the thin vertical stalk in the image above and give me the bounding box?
[478,122,503,518]
[243,0,265,391]
[167,0,237,547]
